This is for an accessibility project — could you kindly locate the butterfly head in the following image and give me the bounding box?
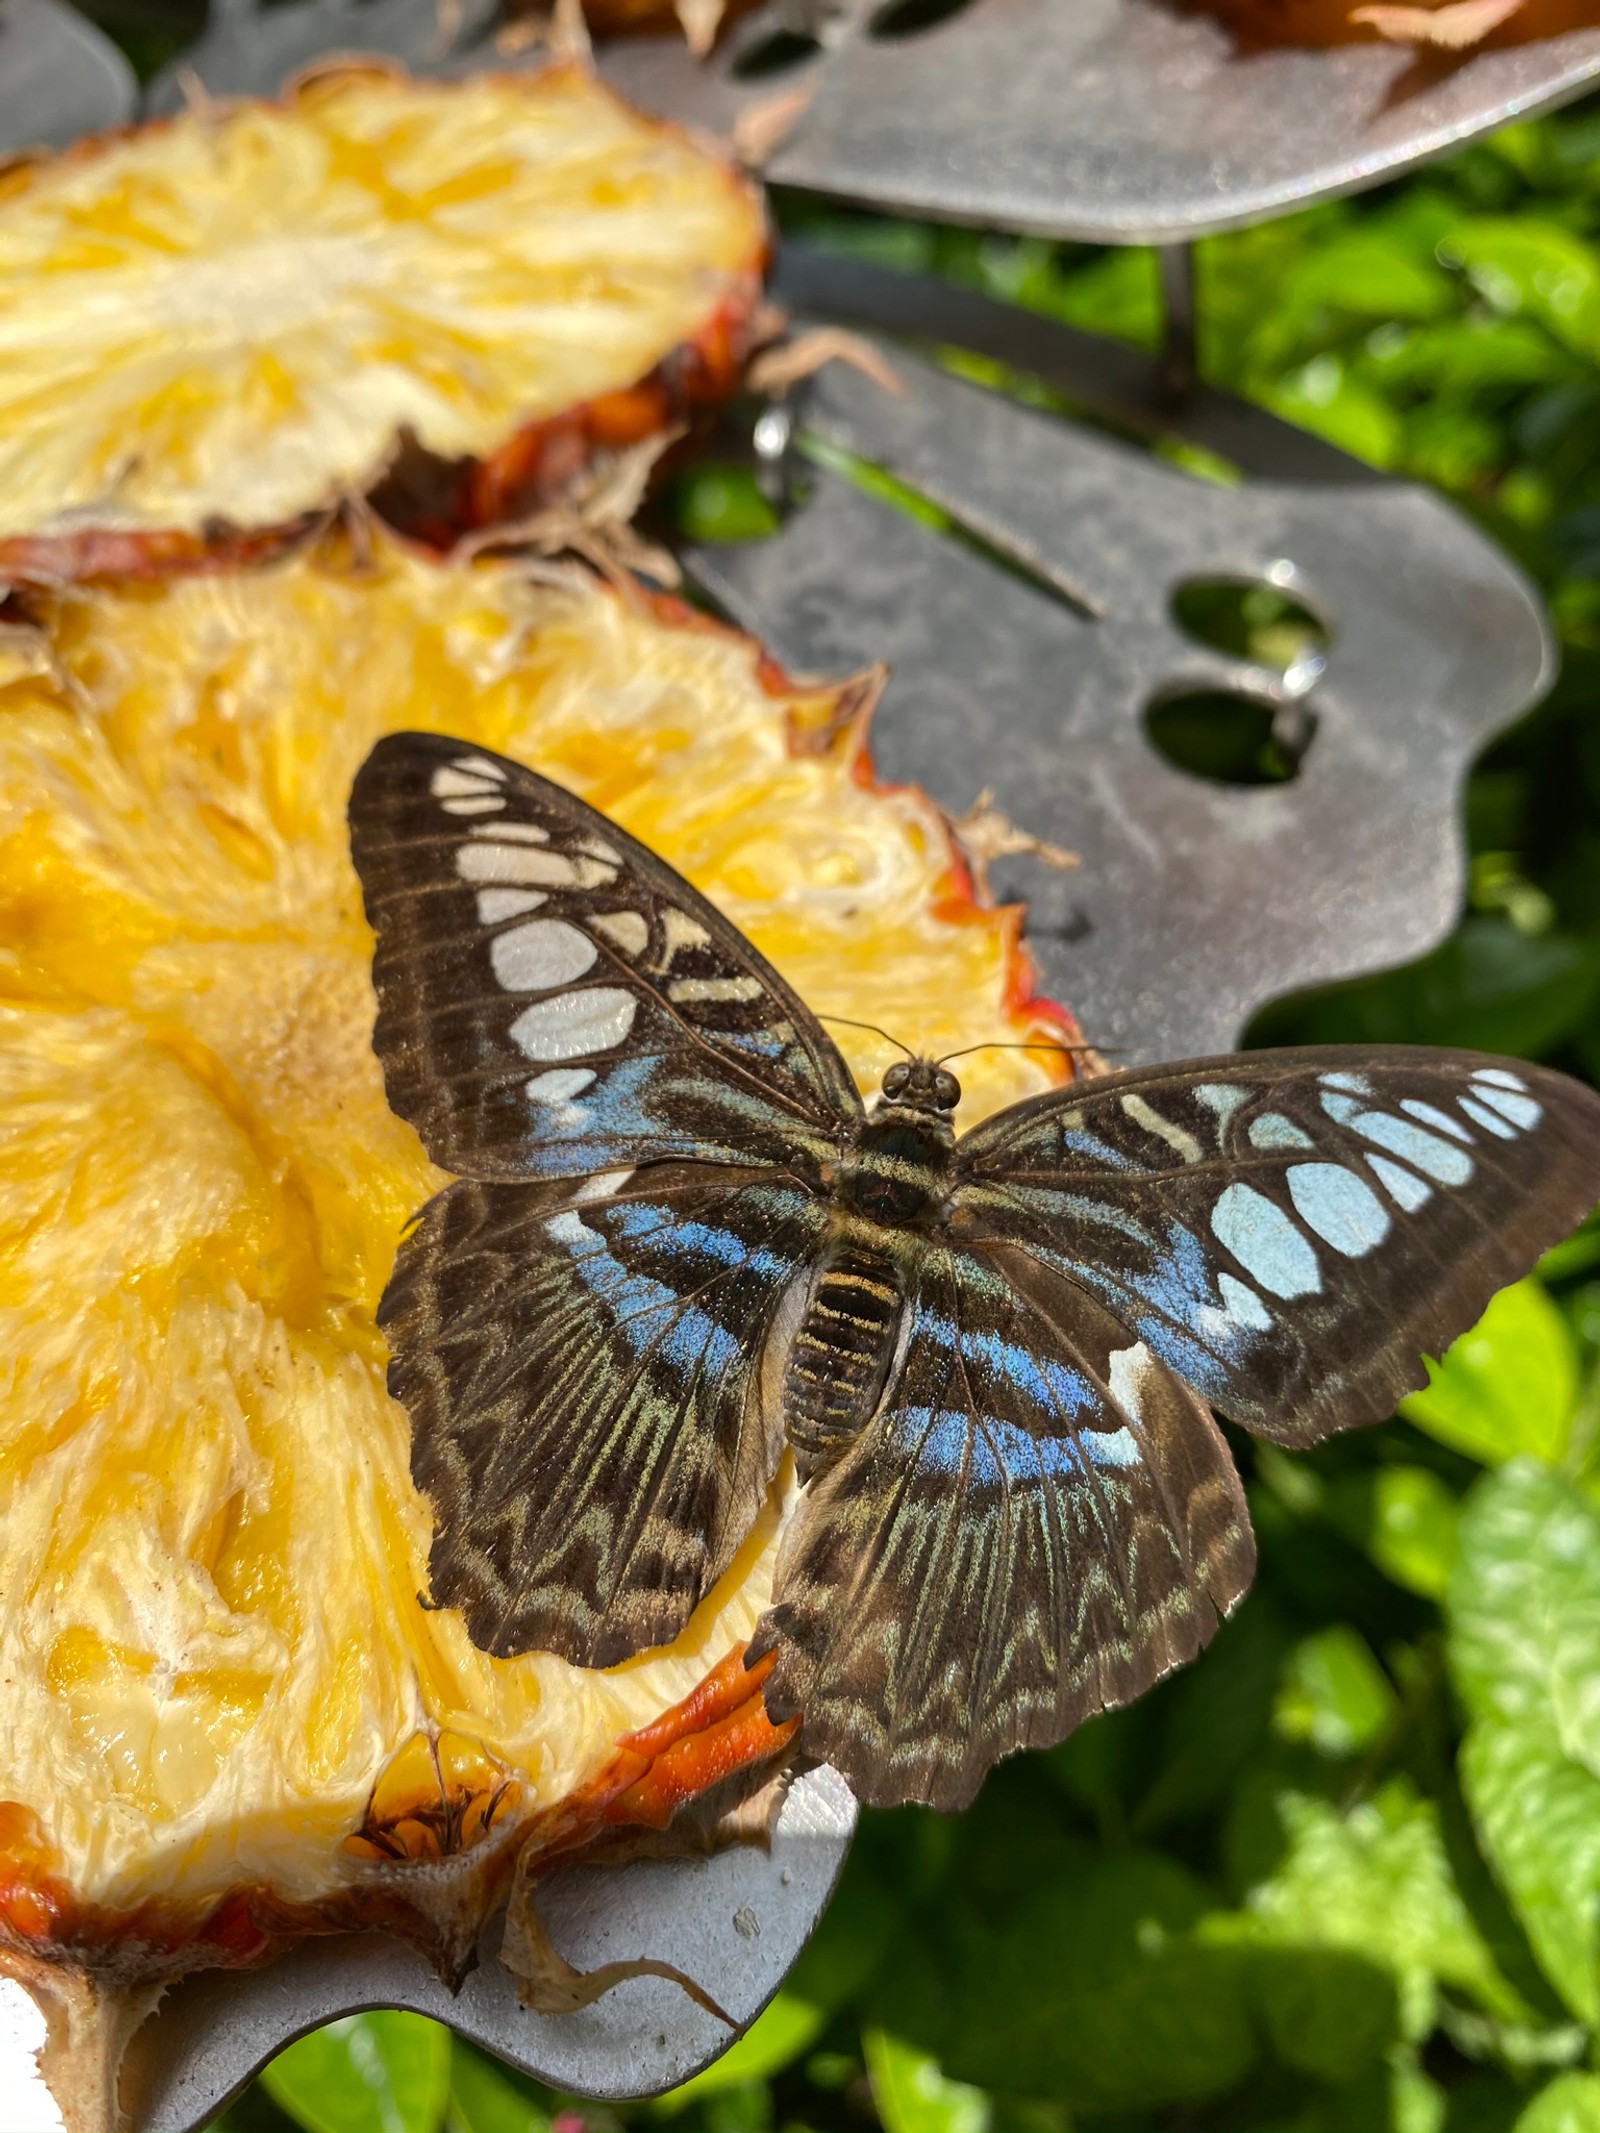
[879,1058,962,1117]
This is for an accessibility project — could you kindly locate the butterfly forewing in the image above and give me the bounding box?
[952,1047,1600,1446]
[753,1241,1255,1811]
[383,1163,827,1665]
[349,733,862,1183]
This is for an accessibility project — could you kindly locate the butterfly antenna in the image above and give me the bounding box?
[935,1039,1111,1067]
[818,1014,916,1060]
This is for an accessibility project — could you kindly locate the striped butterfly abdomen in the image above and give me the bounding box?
[782,1235,906,1472]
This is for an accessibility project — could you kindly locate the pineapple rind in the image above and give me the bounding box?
[0,67,763,552]
[0,532,1067,1923]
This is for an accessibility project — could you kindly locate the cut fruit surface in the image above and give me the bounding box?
[0,66,764,581]
[0,528,1072,2027]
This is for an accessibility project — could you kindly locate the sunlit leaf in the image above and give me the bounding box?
[863,2028,991,2133]
[1402,1281,1580,1469]
[1451,1464,1600,2021]
[1515,2070,1600,2131]
[1273,1627,1399,1757]
[260,2014,451,2133]
[1232,1778,1523,2044]
[1325,1465,1462,1599]
[445,2042,551,2133]
[653,1992,825,2111]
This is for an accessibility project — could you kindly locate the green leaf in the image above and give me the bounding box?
[1402,1282,1579,1468]
[444,2043,550,2133]
[1232,1779,1521,2043]
[1443,219,1600,358]
[1450,1464,1600,2020]
[863,2027,991,2133]
[260,2014,452,2133]
[652,1991,826,2113]
[1250,915,1600,1059]
[1273,1627,1399,1757]
[1516,2071,1600,2132]
[1325,1466,1461,1600]
[939,1849,1258,2110]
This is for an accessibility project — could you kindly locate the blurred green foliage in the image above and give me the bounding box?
[214,82,1600,2133]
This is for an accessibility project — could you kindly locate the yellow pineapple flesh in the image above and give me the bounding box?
[0,66,764,580]
[0,530,1074,2036]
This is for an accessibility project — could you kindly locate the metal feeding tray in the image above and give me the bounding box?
[0,0,136,152]
[120,0,1600,240]
[0,5,1562,2127]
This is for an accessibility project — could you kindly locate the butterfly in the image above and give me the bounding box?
[349,731,1600,1811]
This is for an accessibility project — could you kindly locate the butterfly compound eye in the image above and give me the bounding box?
[882,1062,911,1099]
[934,1069,961,1110]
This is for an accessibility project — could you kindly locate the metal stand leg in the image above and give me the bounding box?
[1158,241,1199,407]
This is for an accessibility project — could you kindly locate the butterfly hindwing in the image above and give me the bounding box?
[383,1163,827,1665]
[952,1047,1600,1446]
[753,1240,1255,1811]
[348,733,862,1183]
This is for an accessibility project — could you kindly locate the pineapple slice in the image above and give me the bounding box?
[0,67,764,583]
[0,528,1074,2120]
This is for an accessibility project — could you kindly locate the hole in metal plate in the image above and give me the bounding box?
[1171,575,1330,693]
[867,0,976,41]
[730,25,824,78]
[1145,685,1316,788]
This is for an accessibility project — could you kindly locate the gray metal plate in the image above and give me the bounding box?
[116,1769,855,2131]
[0,0,136,153]
[142,0,499,113]
[133,0,1600,238]
[688,271,1553,1064]
[623,0,1600,243]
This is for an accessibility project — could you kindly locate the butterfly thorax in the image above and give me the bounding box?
[782,1072,958,1471]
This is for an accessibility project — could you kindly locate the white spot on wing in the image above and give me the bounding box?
[1402,1098,1474,1144]
[453,754,507,782]
[441,795,504,815]
[477,887,547,924]
[1321,1070,1374,1095]
[579,837,623,865]
[1459,1094,1518,1141]
[526,1067,596,1104]
[1106,1339,1156,1426]
[592,911,649,957]
[491,918,598,993]
[1248,1111,1315,1152]
[1287,1163,1392,1257]
[574,1167,634,1202]
[470,821,548,845]
[1085,1425,1140,1471]
[1194,1083,1251,1122]
[457,843,581,889]
[667,975,766,1006]
[1368,1155,1433,1212]
[1474,1067,1528,1092]
[432,766,500,799]
[1219,1273,1273,1332]
[510,987,637,1062]
[1469,1081,1543,1132]
[659,908,712,962]
[1120,1091,1203,1164]
[1351,1110,1474,1186]
[1211,1183,1321,1298]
